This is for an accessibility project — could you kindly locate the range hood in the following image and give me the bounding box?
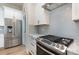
[42,3,67,11]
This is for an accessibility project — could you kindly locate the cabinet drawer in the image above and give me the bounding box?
[27,42,36,55]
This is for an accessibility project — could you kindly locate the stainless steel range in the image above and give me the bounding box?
[36,35,73,55]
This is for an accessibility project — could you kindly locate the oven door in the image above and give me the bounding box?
[37,44,55,55]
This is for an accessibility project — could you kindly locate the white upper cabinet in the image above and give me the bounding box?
[34,4,49,25]
[23,4,36,25]
[72,3,79,21]
[4,6,23,20]
[23,4,49,25]
[0,19,4,26]
[0,7,4,26]
[26,4,36,25]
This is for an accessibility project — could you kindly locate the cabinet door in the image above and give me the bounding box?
[4,6,14,19]
[4,6,22,20]
[39,8,49,25]
[35,4,49,25]
[0,19,4,26]
[28,35,36,55]
[25,35,36,55]
[25,4,36,25]
[0,8,4,26]
[72,3,79,20]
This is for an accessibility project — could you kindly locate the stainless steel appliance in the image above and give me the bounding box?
[36,35,73,55]
[4,18,22,48]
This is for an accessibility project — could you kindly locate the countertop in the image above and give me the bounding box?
[28,34,45,39]
[67,39,79,55]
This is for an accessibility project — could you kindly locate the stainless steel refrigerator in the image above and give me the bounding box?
[4,18,22,48]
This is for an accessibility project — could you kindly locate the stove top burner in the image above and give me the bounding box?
[39,35,74,47]
[40,35,62,42]
[41,39,52,45]
[54,38,73,47]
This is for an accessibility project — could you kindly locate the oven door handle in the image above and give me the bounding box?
[37,44,55,55]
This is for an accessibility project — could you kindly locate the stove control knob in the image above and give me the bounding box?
[52,43,55,46]
[56,44,60,48]
[60,45,64,50]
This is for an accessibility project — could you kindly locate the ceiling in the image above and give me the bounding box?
[6,3,23,10]
[0,3,23,10]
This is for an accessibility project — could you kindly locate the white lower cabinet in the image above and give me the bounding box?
[28,35,36,55]
[29,44,36,55]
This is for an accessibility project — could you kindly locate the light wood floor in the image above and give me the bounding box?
[0,45,28,55]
